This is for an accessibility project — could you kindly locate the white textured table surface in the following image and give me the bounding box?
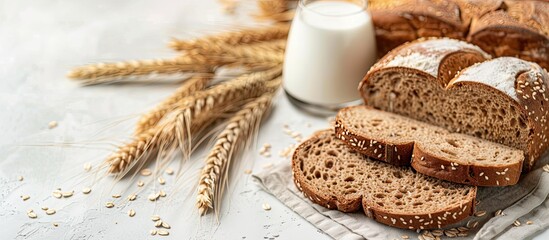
[0,1,547,240]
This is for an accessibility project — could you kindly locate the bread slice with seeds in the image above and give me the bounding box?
[335,106,524,186]
[360,38,549,171]
[292,130,476,230]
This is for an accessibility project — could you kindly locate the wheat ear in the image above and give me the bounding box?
[215,39,286,64]
[196,93,275,216]
[105,67,282,174]
[168,24,290,52]
[135,74,214,135]
[66,56,217,85]
[255,0,295,22]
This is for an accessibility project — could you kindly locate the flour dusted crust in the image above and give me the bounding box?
[292,130,477,230]
[451,57,549,169]
[360,38,549,171]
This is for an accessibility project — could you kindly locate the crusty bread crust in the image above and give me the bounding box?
[368,0,549,69]
[335,106,523,186]
[360,38,549,172]
[292,130,477,230]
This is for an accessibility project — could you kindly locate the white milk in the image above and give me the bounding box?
[283,1,376,106]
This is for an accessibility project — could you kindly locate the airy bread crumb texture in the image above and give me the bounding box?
[292,130,476,230]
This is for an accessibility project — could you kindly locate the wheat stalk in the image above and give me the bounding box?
[66,55,218,85]
[135,74,215,135]
[196,93,275,216]
[105,66,282,174]
[169,24,290,53]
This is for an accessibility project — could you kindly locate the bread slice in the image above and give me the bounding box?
[335,106,524,186]
[292,130,477,230]
[360,38,549,171]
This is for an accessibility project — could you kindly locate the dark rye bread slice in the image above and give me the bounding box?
[360,38,549,171]
[335,106,524,186]
[292,130,476,230]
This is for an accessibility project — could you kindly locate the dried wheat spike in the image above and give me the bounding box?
[197,93,275,215]
[256,0,295,22]
[217,40,286,63]
[258,0,288,15]
[168,24,290,52]
[106,66,283,174]
[66,55,218,85]
[135,74,214,135]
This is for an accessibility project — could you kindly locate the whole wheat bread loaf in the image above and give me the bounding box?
[468,0,549,69]
[292,130,477,230]
[360,38,549,171]
[368,0,549,69]
[368,0,467,55]
[335,106,524,186]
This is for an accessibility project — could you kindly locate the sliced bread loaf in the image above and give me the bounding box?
[292,130,477,230]
[335,106,524,186]
[360,38,549,171]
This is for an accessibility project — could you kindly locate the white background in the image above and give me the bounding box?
[0,1,547,239]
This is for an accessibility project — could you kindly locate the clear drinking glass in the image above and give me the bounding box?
[283,0,376,115]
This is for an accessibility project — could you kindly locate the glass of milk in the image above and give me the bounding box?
[283,0,376,115]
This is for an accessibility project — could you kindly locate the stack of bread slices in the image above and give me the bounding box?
[292,38,549,230]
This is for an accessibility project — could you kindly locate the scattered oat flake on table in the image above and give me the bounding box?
[128,194,137,201]
[112,194,121,198]
[141,168,152,176]
[105,202,114,208]
[155,220,163,227]
[165,168,174,175]
[158,177,166,185]
[48,121,58,129]
[401,235,409,239]
[161,222,171,229]
[52,191,62,198]
[159,190,166,197]
[543,164,549,173]
[62,191,74,198]
[53,223,59,227]
[151,215,161,221]
[27,211,37,219]
[526,220,533,225]
[20,195,30,201]
[262,163,273,169]
[82,187,91,194]
[262,203,271,211]
[17,176,24,181]
[41,206,48,211]
[128,209,136,217]
[514,220,521,227]
[157,230,169,236]
[137,180,145,187]
[244,169,252,174]
[46,209,56,215]
[150,230,157,236]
